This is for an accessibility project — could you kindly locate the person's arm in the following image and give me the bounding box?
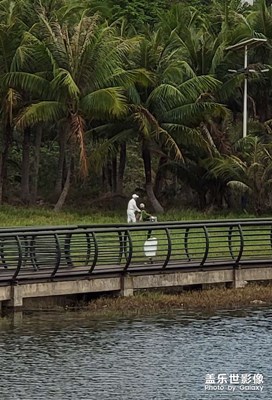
[132,199,140,212]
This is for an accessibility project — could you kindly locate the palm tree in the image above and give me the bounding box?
[208,136,272,213]
[6,11,135,210]
[159,3,258,139]
[242,0,272,122]
[0,0,36,203]
[92,29,227,212]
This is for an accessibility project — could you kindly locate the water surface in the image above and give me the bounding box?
[0,308,271,399]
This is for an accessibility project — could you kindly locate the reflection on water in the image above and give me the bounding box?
[0,308,271,399]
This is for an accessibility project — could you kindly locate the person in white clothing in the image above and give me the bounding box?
[127,194,140,223]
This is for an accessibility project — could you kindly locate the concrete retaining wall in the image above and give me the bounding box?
[1,265,272,309]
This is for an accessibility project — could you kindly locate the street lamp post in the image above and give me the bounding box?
[226,38,267,138]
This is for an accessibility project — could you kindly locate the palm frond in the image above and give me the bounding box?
[147,84,187,112]
[178,75,221,102]
[227,180,251,192]
[4,88,21,124]
[52,68,80,100]
[208,155,248,182]
[127,86,141,105]
[81,87,127,119]
[109,68,154,88]
[162,122,212,155]
[210,42,226,74]
[157,127,183,160]
[164,102,227,125]
[4,72,51,98]
[219,73,244,101]
[16,101,67,129]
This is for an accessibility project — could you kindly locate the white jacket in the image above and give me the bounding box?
[127,198,140,212]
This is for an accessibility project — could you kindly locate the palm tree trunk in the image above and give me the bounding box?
[102,166,107,192]
[0,122,12,204]
[198,190,207,209]
[30,125,42,204]
[210,183,224,209]
[154,156,167,197]
[116,143,126,194]
[106,159,112,192]
[54,157,72,212]
[21,127,31,204]
[0,154,4,205]
[142,141,164,213]
[112,156,117,193]
[55,131,66,198]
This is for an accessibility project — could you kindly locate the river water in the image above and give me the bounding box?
[0,307,271,400]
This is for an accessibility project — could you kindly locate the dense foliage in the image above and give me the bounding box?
[0,0,272,214]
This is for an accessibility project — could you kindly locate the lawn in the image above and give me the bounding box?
[0,204,256,228]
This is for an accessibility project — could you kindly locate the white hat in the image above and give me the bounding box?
[140,203,145,208]
[132,194,139,199]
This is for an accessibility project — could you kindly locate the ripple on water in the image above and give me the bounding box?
[0,308,271,400]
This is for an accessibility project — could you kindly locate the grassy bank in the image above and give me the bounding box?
[0,204,256,228]
[81,284,272,318]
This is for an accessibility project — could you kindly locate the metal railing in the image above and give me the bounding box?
[0,219,271,283]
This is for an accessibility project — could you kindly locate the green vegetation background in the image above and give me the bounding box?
[1,0,272,218]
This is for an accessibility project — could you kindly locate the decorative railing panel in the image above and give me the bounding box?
[0,219,271,283]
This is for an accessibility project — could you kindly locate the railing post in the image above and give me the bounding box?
[118,231,123,264]
[64,233,73,267]
[0,239,7,268]
[232,224,247,288]
[88,232,98,274]
[30,235,39,270]
[162,228,172,269]
[51,234,61,279]
[200,226,209,266]
[123,230,133,272]
[184,227,191,261]
[85,232,91,265]
[12,235,23,281]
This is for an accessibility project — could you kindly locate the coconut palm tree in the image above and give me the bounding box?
[242,0,272,122]
[208,136,272,212]
[91,29,227,212]
[6,11,138,210]
[160,3,259,130]
[0,0,36,203]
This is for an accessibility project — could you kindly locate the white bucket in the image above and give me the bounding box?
[144,237,158,257]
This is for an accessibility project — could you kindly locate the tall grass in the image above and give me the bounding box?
[0,205,122,227]
[83,284,272,317]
